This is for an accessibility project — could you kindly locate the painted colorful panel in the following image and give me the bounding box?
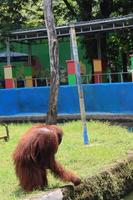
[66,60,76,74]
[93,59,102,72]
[5,79,14,88]
[67,65,76,74]
[68,74,76,85]
[4,66,13,79]
[24,66,32,76]
[25,76,33,87]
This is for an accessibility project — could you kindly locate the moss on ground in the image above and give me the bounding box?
[74,153,133,200]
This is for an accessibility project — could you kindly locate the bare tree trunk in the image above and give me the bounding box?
[43,0,59,124]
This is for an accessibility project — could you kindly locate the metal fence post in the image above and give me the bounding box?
[109,73,112,83]
[120,72,123,82]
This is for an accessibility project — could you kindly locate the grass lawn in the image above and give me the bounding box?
[0,120,133,200]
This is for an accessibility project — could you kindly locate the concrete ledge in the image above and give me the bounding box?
[1,113,133,123]
[24,189,63,200]
[24,185,74,200]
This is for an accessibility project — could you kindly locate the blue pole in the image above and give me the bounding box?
[83,124,89,144]
[70,26,89,145]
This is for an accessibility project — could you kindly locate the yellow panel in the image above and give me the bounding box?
[93,59,102,72]
[4,67,13,79]
[25,76,33,87]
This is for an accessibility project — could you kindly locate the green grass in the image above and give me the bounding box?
[0,121,133,200]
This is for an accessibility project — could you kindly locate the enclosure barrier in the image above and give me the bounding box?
[0,83,133,118]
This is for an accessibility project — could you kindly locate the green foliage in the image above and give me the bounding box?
[0,0,40,34]
[21,0,44,28]
[1,0,25,33]
[53,0,78,25]
[0,121,133,200]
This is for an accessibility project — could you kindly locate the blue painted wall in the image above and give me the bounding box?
[0,83,133,116]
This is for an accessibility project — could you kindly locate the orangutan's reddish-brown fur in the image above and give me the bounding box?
[13,124,81,192]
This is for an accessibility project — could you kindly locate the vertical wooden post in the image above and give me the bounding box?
[70,26,89,145]
[96,34,102,59]
[28,43,32,65]
[6,37,11,65]
[5,38,15,88]
[93,34,102,83]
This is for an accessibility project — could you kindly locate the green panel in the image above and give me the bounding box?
[68,74,76,85]
[15,65,24,78]
[59,40,71,68]
[131,56,133,68]
[78,37,92,75]
[12,37,92,74]
[24,66,32,76]
[0,36,93,82]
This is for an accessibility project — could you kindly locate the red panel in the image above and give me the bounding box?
[66,60,75,67]
[66,60,76,74]
[67,65,76,74]
[94,72,102,83]
[4,65,12,68]
[5,79,14,88]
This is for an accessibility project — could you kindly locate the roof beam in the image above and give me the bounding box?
[9,14,133,42]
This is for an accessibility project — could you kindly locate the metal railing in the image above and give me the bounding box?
[13,77,51,88]
[0,71,133,89]
[13,72,133,87]
[81,71,133,84]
